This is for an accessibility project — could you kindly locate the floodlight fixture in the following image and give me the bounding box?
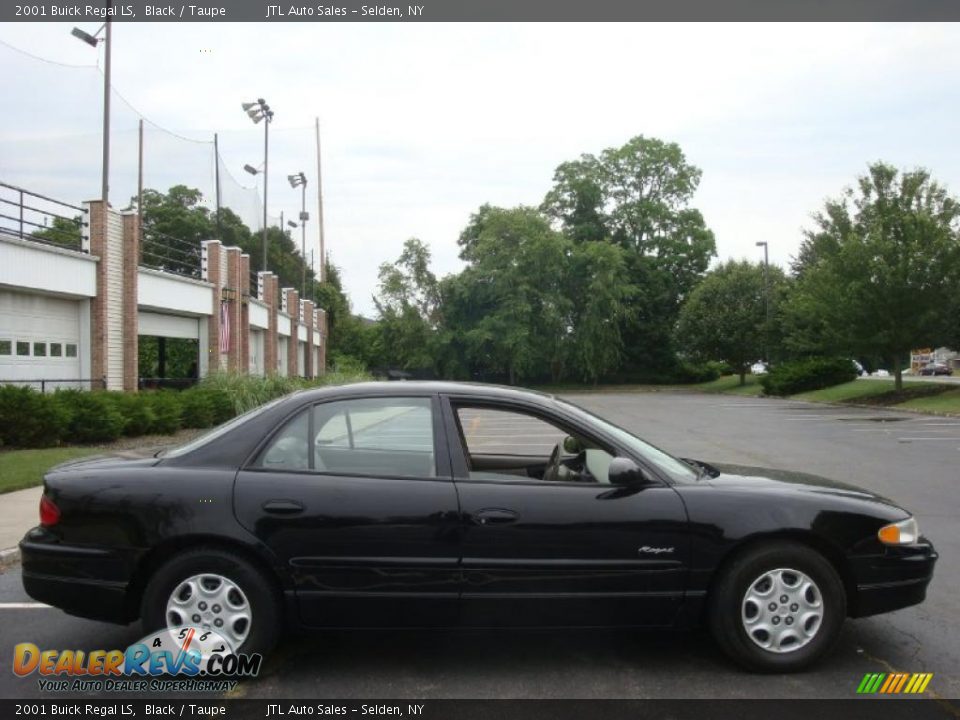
[71,27,100,47]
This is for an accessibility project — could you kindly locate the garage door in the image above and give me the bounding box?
[0,290,82,389]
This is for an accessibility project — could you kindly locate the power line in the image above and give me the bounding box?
[0,37,99,69]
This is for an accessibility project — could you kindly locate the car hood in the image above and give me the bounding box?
[700,462,902,508]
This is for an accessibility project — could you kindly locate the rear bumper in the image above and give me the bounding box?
[20,528,137,624]
[849,538,937,618]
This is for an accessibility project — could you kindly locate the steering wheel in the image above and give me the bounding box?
[542,442,563,482]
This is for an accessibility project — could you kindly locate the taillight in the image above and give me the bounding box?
[39,495,60,527]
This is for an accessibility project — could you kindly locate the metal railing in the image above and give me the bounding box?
[140,226,202,279]
[137,377,198,391]
[1,377,106,393]
[0,181,88,253]
[249,270,260,299]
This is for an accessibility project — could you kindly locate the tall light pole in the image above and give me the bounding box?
[756,241,770,363]
[241,98,274,272]
[288,172,308,297]
[71,16,111,206]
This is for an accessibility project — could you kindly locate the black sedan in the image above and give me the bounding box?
[920,362,953,377]
[20,382,937,672]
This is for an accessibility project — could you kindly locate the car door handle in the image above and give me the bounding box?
[473,508,518,525]
[261,499,304,514]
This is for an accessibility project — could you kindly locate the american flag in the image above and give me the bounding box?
[219,301,230,353]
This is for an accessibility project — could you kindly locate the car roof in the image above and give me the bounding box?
[293,380,557,404]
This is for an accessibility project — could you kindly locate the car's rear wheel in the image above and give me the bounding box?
[142,548,281,657]
[709,542,845,672]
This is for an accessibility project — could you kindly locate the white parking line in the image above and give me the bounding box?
[897,437,960,442]
[0,602,50,609]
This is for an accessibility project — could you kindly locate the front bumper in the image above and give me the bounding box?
[849,537,938,618]
[20,527,137,624]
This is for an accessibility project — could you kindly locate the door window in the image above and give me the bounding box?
[255,397,437,478]
[313,397,436,477]
[454,405,614,484]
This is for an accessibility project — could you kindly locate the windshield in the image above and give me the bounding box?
[558,399,698,483]
[160,396,288,459]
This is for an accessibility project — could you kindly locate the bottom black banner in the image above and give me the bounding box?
[1,699,958,720]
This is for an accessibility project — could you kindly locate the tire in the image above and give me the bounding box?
[142,548,281,658]
[708,541,846,672]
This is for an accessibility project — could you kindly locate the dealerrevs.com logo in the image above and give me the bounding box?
[12,627,262,693]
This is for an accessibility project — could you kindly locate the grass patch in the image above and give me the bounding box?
[693,374,763,396]
[793,379,957,408]
[0,447,103,494]
[792,380,898,403]
[894,388,960,415]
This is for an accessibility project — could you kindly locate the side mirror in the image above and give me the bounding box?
[608,457,657,487]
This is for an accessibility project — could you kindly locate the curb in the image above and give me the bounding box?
[0,547,21,570]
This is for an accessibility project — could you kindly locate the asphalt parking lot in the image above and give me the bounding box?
[1,391,957,701]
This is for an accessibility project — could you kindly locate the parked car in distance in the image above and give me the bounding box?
[873,369,890,377]
[750,361,768,375]
[920,362,952,377]
[20,382,937,673]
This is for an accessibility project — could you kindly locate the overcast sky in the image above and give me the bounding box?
[2,23,959,316]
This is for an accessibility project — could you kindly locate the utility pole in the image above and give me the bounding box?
[756,241,770,363]
[102,10,111,206]
[315,118,325,282]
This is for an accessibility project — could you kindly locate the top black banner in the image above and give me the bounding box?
[5,0,960,22]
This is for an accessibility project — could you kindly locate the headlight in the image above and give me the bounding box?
[878,517,919,545]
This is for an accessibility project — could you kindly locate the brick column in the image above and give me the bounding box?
[261,272,278,375]
[121,211,140,391]
[224,247,242,372]
[317,308,327,376]
[87,201,108,389]
[239,254,251,373]
[283,288,299,377]
[302,299,314,378]
[201,240,223,374]
[85,200,129,391]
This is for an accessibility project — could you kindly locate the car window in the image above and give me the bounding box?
[255,397,437,478]
[457,407,567,457]
[558,399,698,483]
[454,405,614,484]
[313,397,436,477]
[258,409,310,470]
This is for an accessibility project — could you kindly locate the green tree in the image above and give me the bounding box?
[372,238,441,371]
[453,205,572,384]
[542,136,716,376]
[138,185,212,276]
[785,163,960,391]
[676,260,787,385]
[32,215,83,249]
[313,260,373,369]
[568,242,633,384]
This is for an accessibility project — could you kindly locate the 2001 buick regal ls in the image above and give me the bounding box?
[20,382,937,672]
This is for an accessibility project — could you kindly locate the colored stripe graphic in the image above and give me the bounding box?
[857,672,933,694]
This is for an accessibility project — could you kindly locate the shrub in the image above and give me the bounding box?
[108,392,157,437]
[761,357,859,397]
[0,385,68,448]
[55,389,125,444]
[178,387,216,429]
[672,361,722,384]
[145,391,183,434]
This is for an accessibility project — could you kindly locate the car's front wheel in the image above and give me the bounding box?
[142,548,281,657]
[709,542,846,672]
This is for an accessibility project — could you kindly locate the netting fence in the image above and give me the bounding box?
[0,38,319,277]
